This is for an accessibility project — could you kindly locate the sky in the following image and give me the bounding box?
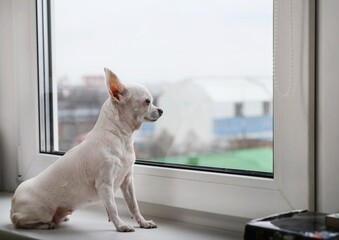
[53,0,273,85]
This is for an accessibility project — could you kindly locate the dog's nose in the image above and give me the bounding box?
[158,109,163,117]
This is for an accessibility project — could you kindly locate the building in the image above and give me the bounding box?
[156,77,273,150]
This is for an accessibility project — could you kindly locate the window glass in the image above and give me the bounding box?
[51,0,273,175]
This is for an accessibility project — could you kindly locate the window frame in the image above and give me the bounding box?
[16,0,315,220]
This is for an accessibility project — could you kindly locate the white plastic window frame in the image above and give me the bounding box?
[16,0,315,219]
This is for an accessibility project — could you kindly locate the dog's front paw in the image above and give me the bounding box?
[117,225,135,232]
[140,220,157,229]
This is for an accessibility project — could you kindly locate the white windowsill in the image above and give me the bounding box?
[0,192,243,240]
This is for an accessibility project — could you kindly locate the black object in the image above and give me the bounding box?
[244,210,339,239]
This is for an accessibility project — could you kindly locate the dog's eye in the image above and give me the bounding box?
[145,99,151,105]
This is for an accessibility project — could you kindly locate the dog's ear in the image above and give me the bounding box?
[104,68,126,102]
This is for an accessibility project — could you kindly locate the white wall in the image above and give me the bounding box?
[243,102,262,116]
[157,82,213,148]
[0,0,36,192]
[317,0,339,213]
[213,102,233,118]
[0,0,18,191]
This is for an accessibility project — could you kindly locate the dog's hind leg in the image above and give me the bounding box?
[11,212,56,230]
[18,221,56,230]
[52,207,73,224]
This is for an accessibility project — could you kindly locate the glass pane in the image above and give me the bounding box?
[52,0,273,174]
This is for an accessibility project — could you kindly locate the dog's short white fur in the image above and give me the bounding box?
[10,68,163,232]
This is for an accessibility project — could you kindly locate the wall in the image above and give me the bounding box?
[0,0,36,192]
[0,0,18,191]
[157,82,213,147]
[317,0,339,213]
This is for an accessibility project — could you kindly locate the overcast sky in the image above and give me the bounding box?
[53,0,273,85]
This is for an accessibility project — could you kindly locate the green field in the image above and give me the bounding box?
[153,147,273,173]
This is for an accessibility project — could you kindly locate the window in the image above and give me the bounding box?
[263,101,271,115]
[12,0,315,221]
[235,103,244,117]
[40,0,274,177]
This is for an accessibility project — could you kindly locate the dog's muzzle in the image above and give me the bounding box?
[145,108,163,122]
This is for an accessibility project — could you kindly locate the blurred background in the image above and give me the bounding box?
[52,0,273,173]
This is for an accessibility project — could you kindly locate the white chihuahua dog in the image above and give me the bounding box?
[10,68,163,232]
